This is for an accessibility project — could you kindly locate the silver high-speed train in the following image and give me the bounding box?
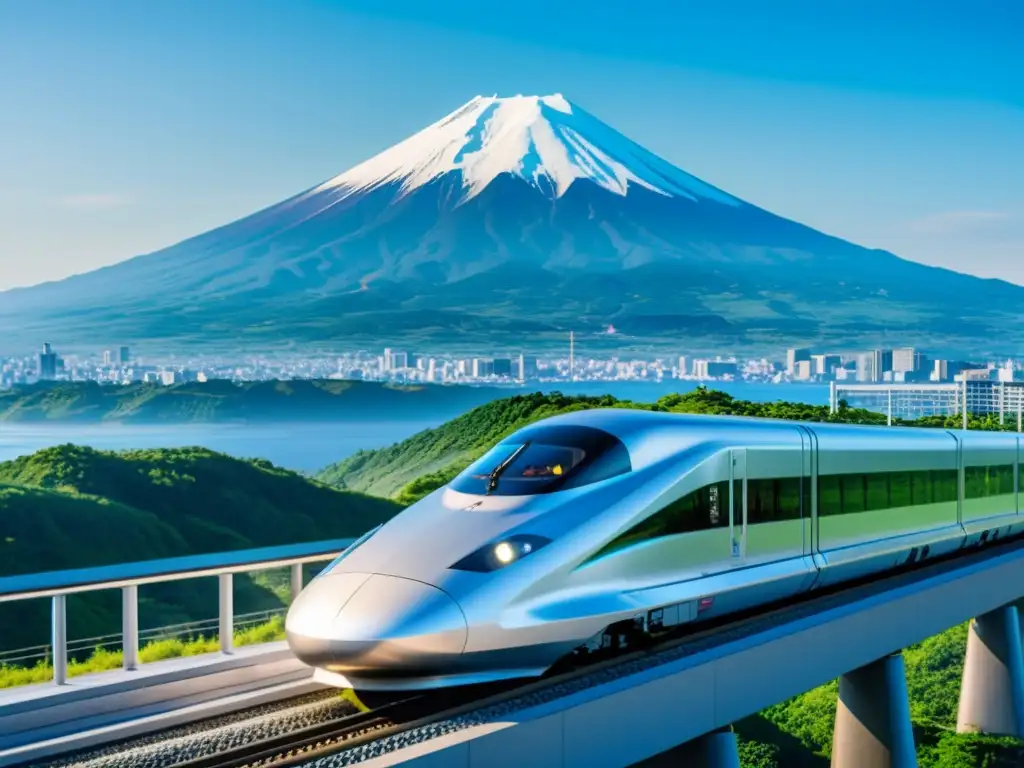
[285,408,1023,691]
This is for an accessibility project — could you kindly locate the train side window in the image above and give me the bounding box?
[583,479,729,562]
[890,472,913,508]
[932,469,958,503]
[841,474,867,514]
[818,475,843,516]
[911,471,933,505]
[965,465,1015,498]
[865,474,889,512]
[818,467,956,517]
[747,477,802,524]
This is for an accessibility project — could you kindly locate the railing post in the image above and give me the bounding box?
[290,562,304,603]
[52,594,67,685]
[963,379,968,431]
[122,585,139,671]
[219,573,233,654]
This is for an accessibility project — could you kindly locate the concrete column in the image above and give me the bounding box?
[667,727,740,768]
[832,653,916,768]
[956,604,1024,736]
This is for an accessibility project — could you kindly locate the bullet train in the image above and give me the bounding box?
[285,408,1024,691]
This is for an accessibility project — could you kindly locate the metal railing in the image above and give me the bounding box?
[0,538,355,685]
[0,608,287,667]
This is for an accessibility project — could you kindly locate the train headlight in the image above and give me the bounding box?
[450,534,551,572]
[494,542,516,565]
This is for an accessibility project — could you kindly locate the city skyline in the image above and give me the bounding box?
[1,1,1022,291]
[4,337,1020,393]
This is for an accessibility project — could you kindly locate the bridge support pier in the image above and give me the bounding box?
[666,727,740,768]
[831,652,916,768]
[956,604,1024,736]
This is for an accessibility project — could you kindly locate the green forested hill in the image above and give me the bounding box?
[318,392,631,500]
[0,445,403,653]
[0,378,504,423]
[317,387,1013,503]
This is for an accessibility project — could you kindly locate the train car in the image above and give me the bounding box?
[285,409,1023,691]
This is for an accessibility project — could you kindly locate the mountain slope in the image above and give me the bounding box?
[0,444,401,567]
[3,93,1022,355]
[0,445,404,653]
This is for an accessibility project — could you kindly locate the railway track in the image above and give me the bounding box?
[171,701,403,768]
[170,684,518,768]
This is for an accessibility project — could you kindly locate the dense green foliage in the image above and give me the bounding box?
[0,445,402,653]
[319,387,1020,502]
[0,378,503,423]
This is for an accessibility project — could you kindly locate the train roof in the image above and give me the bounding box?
[531,407,1020,445]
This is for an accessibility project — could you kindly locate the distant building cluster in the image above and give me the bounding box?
[1,337,1022,394]
[782,346,1023,385]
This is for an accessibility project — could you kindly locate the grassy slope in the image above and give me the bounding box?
[0,445,404,652]
[0,378,504,423]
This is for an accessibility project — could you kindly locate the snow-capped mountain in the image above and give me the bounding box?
[313,94,742,205]
[2,93,1022,355]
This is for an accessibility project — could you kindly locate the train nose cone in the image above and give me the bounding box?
[286,573,468,676]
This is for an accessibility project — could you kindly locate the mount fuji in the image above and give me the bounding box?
[2,93,1022,355]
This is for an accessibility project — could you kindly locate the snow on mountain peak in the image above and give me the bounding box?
[316,94,741,206]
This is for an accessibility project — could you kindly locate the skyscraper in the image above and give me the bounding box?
[786,348,811,375]
[38,343,57,380]
[119,346,131,364]
[891,348,918,374]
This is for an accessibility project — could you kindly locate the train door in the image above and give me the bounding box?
[1018,436,1021,515]
[729,448,747,563]
[797,425,818,557]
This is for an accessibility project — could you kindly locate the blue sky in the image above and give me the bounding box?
[0,0,1021,290]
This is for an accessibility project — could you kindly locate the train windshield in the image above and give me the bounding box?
[449,424,631,496]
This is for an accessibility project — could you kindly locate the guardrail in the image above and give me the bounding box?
[0,538,355,685]
[0,608,286,667]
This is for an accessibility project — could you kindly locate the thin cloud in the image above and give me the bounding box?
[59,194,130,210]
[908,209,1010,235]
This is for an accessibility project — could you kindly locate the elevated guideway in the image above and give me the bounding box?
[343,537,1024,768]
[6,537,1024,766]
